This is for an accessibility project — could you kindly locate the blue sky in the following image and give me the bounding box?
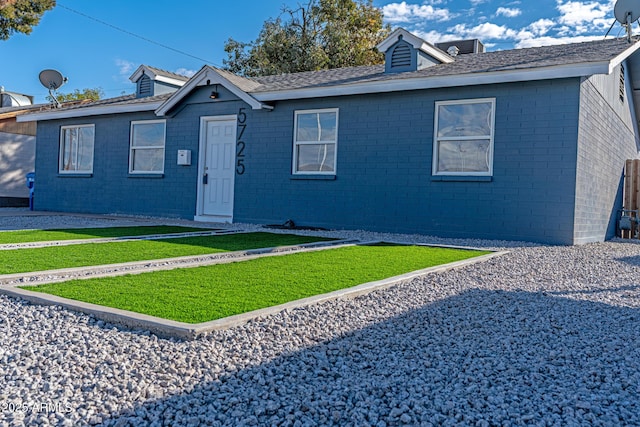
[0,0,623,103]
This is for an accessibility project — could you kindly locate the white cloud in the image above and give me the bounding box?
[382,1,454,23]
[515,34,603,48]
[115,59,135,77]
[556,0,613,30]
[449,22,518,40]
[469,0,489,5]
[496,7,521,18]
[413,29,460,44]
[175,68,197,78]
[528,18,556,36]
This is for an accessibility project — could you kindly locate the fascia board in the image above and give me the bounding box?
[129,65,147,82]
[608,39,640,72]
[253,62,612,102]
[16,102,162,122]
[154,75,187,87]
[418,42,454,64]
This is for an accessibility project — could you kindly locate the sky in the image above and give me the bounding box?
[0,0,627,103]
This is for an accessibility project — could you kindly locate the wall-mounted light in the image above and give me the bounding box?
[210,84,219,99]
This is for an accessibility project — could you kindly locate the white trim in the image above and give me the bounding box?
[59,124,95,174]
[156,67,272,116]
[195,115,238,222]
[292,108,339,175]
[609,39,640,72]
[16,101,162,122]
[128,119,166,174]
[432,98,496,177]
[153,75,188,87]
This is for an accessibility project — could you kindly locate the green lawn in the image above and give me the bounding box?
[24,244,489,323]
[0,225,211,244]
[0,232,333,274]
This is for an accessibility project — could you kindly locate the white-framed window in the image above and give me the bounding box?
[293,108,338,175]
[59,124,95,174]
[129,120,166,174]
[433,98,495,176]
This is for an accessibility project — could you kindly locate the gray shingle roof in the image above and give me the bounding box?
[31,93,173,114]
[142,65,190,82]
[248,37,637,93]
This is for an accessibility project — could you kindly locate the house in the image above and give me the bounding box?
[17,29,640,244]
[0,89,40,207]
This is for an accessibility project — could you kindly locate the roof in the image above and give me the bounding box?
[248,37,640,100]
[17,94,172,122]
[129,65,189,86]
[17,33,640,122]
[0,103,50,120]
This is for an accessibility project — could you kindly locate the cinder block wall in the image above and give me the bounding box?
[574,65,639,244]
[35,80,587,244]
[234,79,582,244]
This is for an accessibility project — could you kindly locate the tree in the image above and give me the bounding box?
[223,0,389,77]
[47,87,103,103]
[0,0,55,40]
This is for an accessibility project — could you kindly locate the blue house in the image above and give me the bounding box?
[18,29,640,244]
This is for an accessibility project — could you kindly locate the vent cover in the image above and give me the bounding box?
[391,43,412,68]
[138,75,152,97]
[620,64,625,103]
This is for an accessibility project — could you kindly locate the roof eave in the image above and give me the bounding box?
[252,62,613,102]
[16,101,162,122]
[608,38,640,72]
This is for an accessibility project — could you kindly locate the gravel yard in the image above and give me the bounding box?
[1,212,640,425]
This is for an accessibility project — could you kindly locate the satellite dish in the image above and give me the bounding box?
[38,69,66,90]
[615,0,640,24]
[38,69,67,108]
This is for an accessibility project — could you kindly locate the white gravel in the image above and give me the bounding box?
[1,213,640,425]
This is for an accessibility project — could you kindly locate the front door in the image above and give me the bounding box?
[198,117,237,221]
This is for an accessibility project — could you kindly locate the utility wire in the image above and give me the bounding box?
[57,3,218,66]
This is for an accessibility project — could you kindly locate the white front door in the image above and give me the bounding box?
[197,117,236,221]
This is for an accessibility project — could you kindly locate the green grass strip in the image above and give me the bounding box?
[24,245,489,323]
[0,225,212,244]
[0,232,333,274]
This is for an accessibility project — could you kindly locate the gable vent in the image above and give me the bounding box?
[138,75,152,97]
[391,43,412,68]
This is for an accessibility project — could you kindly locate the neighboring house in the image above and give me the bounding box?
[0,89,40,207]
[17,29,640,244]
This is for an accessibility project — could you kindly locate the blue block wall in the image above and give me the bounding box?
[35,80,585,244]
[574,66,639,244]
[34,86,252,218]
[35,110,199,218]
[233,79,582,244]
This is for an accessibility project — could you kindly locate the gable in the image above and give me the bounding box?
[155,66,272,116]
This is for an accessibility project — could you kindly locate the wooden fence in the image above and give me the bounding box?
[622,159,640,238]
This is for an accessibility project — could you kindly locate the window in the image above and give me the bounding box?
[59,124,95,174]
[433,98,495,176]
[293,109,338,174]
[129,120,166,173]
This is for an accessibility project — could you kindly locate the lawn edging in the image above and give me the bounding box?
[0,245,509,340]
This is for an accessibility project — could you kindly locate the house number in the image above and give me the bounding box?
[236,107,247,175]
